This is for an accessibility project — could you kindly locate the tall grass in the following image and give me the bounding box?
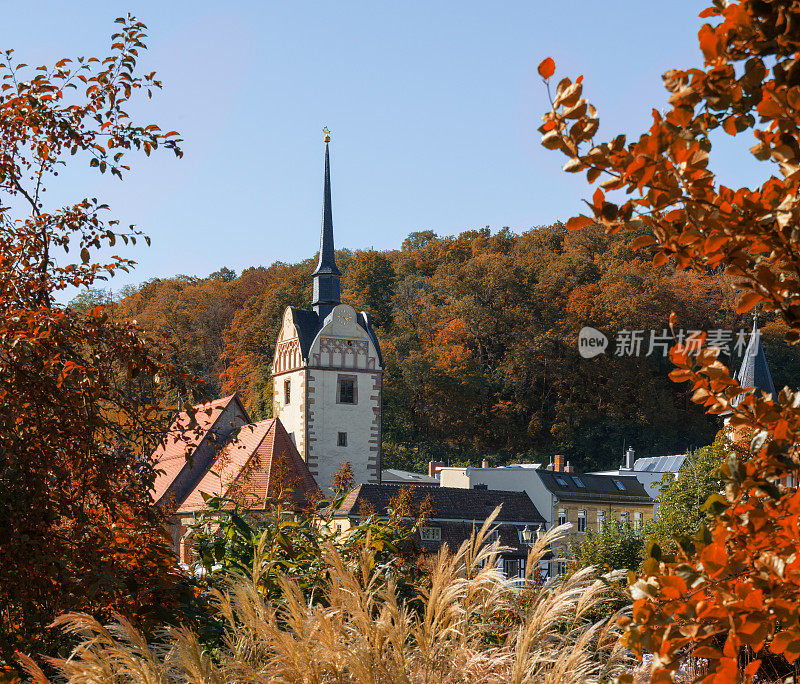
[21,515,633,683]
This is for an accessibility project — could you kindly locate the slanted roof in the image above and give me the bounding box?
[633,454,688,474]
[151,394,243,503]
[285,305,382,363]
[336,483,545,524]
[177,418,320,513]
[287,306,321,360]
[381,468,439,484]
[536,470,651,503]
[731,316,776,407]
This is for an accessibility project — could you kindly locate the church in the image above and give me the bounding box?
[271,129,384,491]
[151,132,383,560]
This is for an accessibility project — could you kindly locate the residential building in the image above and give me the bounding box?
[438,454,654,563]
[593,447,688,500]
[330,483,546,579]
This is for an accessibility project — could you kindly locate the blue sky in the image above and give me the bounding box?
[1,2,766,293]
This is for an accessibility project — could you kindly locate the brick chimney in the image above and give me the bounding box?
[481,458,489,469]
[428,461,446,478]
[564,460,574,473]
[553,454,565,472]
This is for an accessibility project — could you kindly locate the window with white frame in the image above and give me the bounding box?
[556,560,567,576]
[621,511,630,526]
[598,510,606,531]
[577,510,586,533]
[420,526,441,541]
[634,512,643,530]
[558,509,567,526]
[486,529,500,544]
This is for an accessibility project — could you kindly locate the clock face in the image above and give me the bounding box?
[335,313,353,326]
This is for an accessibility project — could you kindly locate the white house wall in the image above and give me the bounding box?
[439,467,554,527]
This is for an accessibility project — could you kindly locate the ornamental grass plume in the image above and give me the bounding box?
[21,510,633,683]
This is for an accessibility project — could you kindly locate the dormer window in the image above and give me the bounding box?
[420,526,441,541]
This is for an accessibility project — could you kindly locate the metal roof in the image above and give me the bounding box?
[731,316,776,406]
[633,454,688,473]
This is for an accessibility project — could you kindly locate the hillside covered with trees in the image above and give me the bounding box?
[71,224,800,473]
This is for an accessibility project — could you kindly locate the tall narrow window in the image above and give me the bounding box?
[558,509,567,526]
[621,511,630,526]
[634,512,643,530]
[577,510,586,533]
[337,431,347,447]
[284,379,291,405]
[504,558,521,578]
[598,510,606,531]
[337,375,356,404]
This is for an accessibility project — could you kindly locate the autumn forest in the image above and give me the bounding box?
[71,223,800,473]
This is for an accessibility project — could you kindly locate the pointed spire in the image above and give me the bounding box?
[732,311,776,406]
[312,128,341,318]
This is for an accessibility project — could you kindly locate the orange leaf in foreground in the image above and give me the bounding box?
[736,292,763,313]
[538,57,555,79]
[565,215,592,230]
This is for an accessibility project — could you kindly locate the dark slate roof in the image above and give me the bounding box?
[287,305,382,363]
[336,483,545,524]
[536,470,651,502]
[312,142,341,277]
[288,306,320,360]
[731,317,776,407]
[358,311,383,365]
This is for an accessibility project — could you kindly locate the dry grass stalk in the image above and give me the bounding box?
[22,509,634,683]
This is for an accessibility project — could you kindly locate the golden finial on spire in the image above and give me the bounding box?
[323,126,331,143]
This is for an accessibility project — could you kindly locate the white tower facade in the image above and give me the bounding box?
[271,132,383,491]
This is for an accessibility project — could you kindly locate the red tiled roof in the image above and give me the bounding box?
[177,418,320,513]
[151,395,239,503]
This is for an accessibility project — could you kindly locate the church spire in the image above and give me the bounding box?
[312,127,341,319]
[732,311,776,406]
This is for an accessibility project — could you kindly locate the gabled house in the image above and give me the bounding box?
[151,394,320,563]
[438,456,654,572]
[592,447,688,500]
[331,483,546,579]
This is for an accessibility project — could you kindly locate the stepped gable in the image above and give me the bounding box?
[177,418,321,513]
[151,394,245,503]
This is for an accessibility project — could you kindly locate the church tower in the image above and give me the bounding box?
[271,130,383,492]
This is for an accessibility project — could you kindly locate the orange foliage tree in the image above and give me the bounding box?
[539,1,800,681]
[0,16,191,670]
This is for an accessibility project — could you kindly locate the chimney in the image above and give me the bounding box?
[564,460,574,473]
[428,461,446,478]
[553,454,565,472]
[624,447,635,471]
[481,458,489,469]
